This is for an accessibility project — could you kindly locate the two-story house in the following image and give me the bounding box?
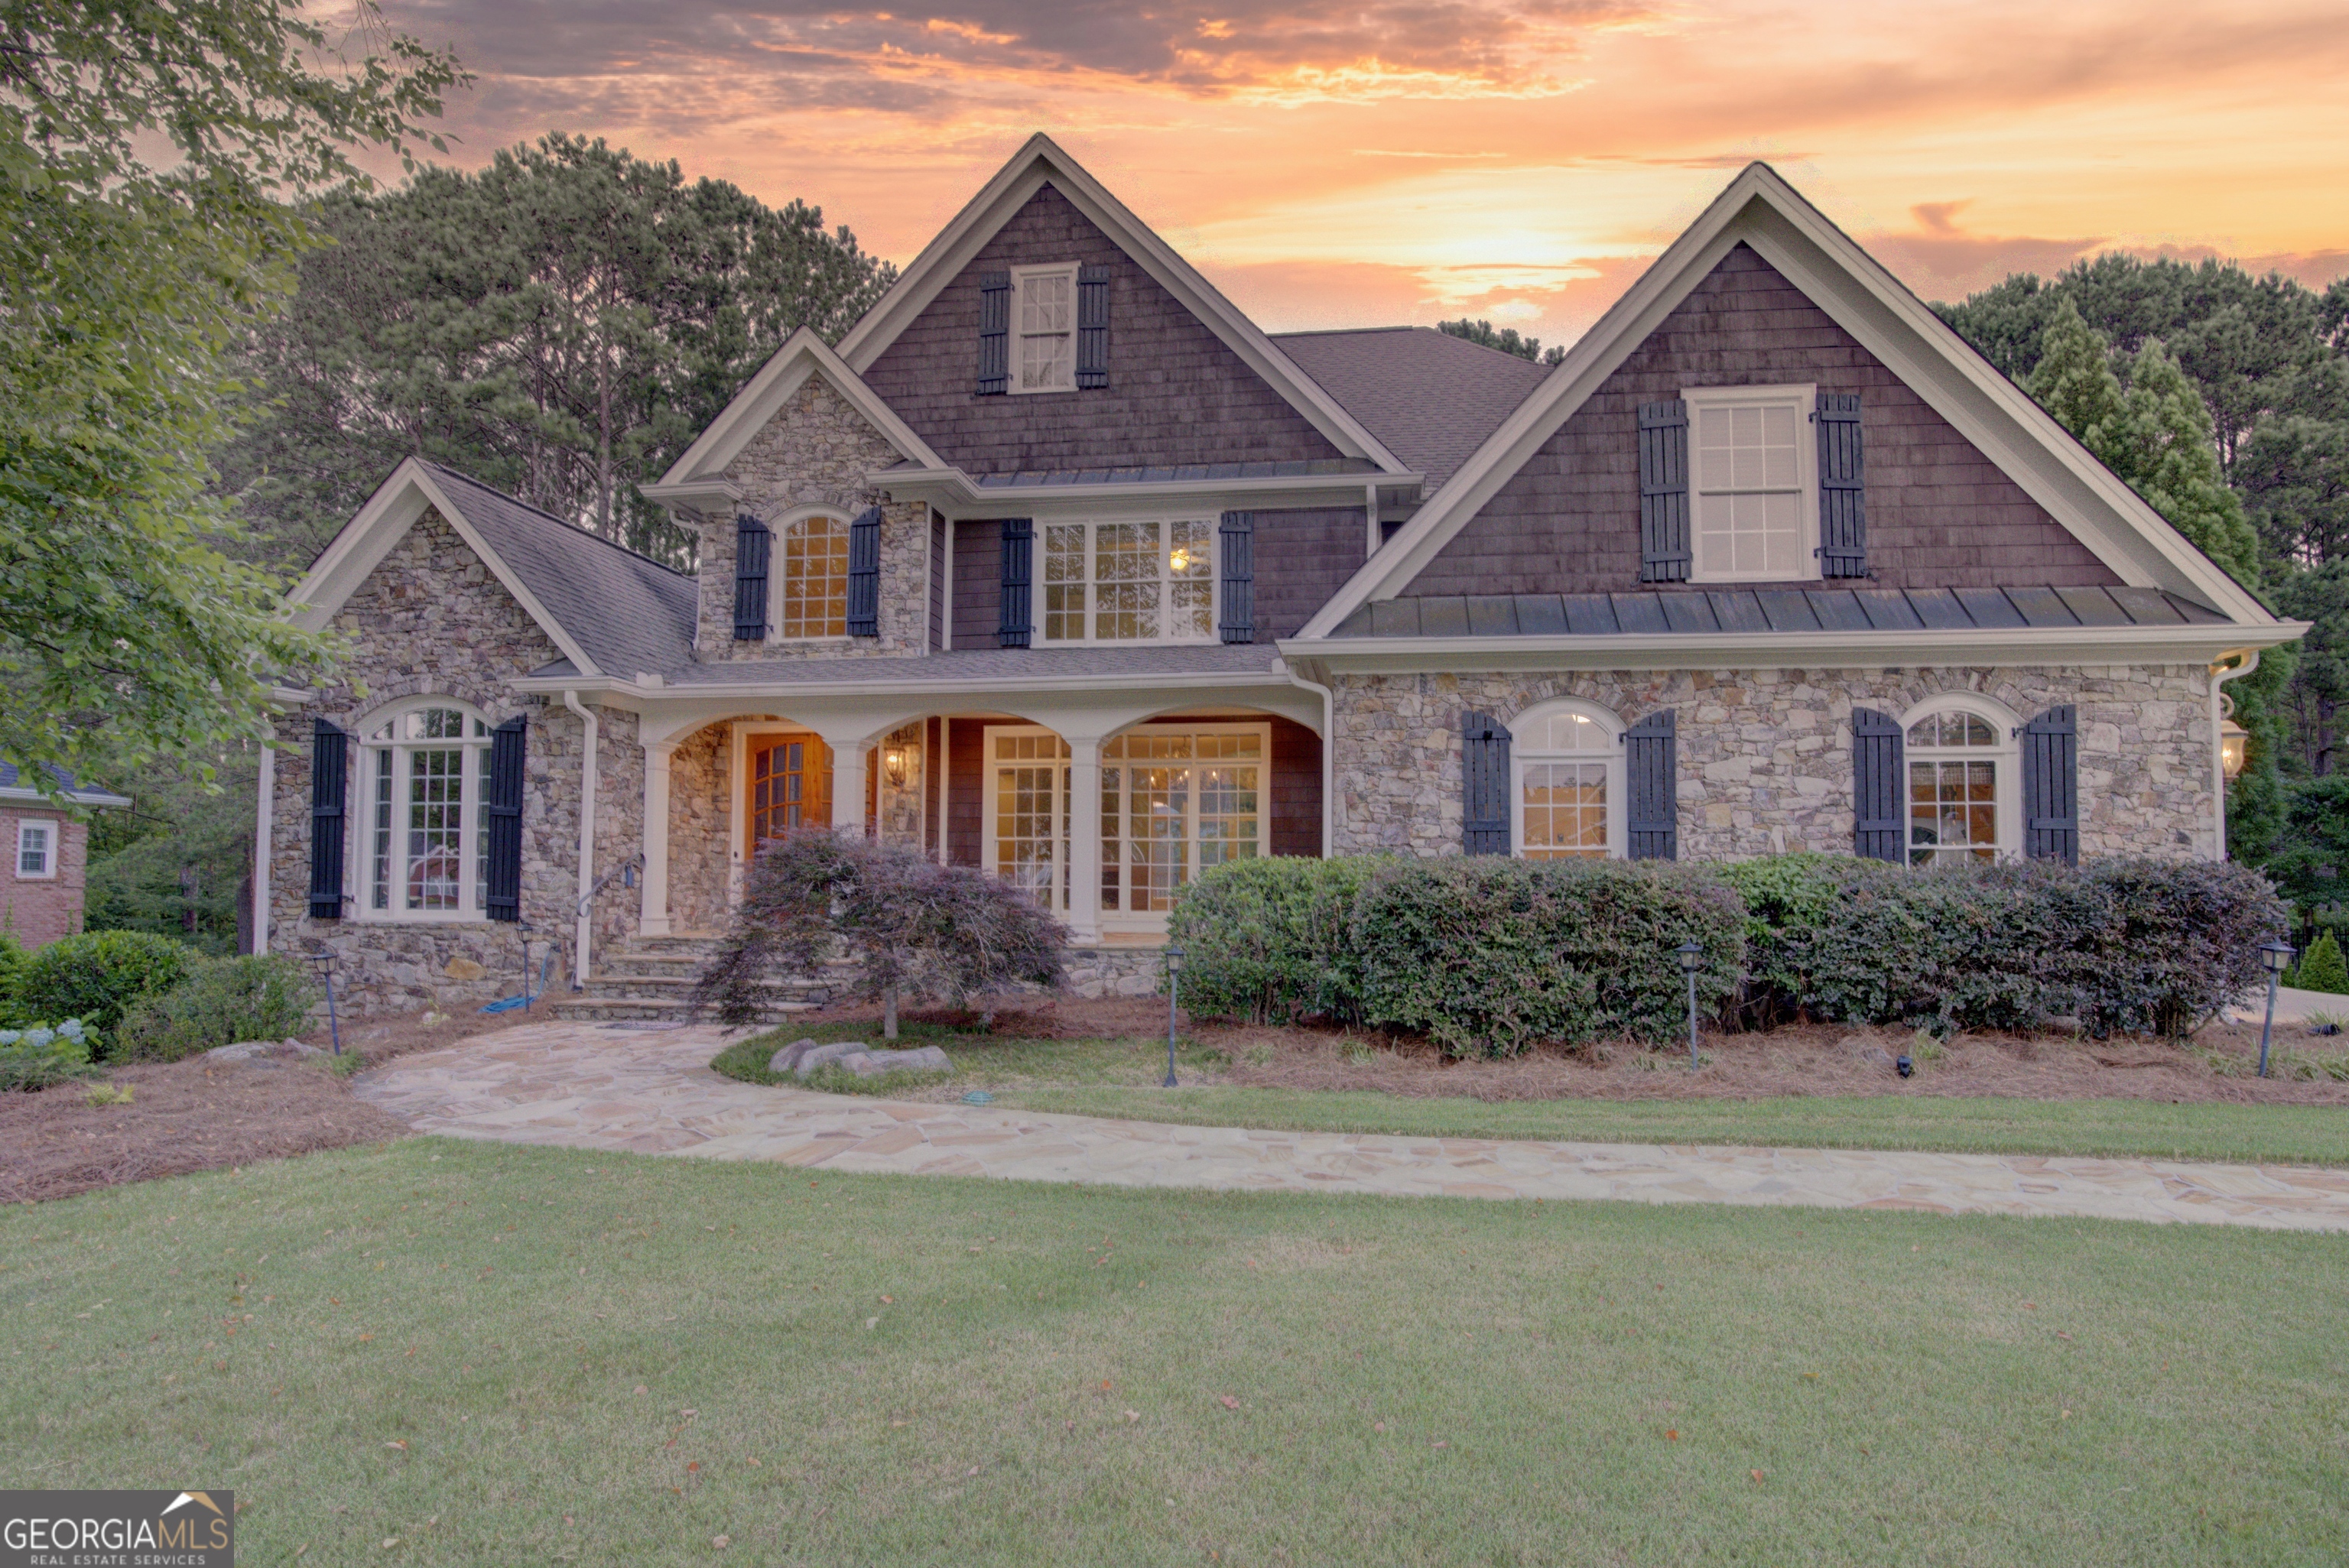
[260,138,2305,1013]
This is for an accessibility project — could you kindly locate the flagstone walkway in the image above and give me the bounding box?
[352,1020,2349,1232]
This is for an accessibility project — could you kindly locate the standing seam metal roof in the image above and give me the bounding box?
[1329,585,2229,638]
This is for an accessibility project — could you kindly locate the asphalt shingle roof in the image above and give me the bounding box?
[1273,327,1552,495]
[425,466,700,679]
[1328,585,2228,638]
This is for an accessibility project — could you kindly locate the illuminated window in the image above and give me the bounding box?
[1012,264,1077,393]
[1039,520,1215,644]
[1100,729,1263,914]
[1686,384,1817,583]
[1512,701,1625,859]
[359,702,495,919]
[1905,705,2012,865]
[776,514,850,639]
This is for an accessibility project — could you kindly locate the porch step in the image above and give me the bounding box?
[558,935,843,1024]
[547,993,819,1024]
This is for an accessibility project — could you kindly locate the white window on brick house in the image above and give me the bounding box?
[15,819,56,879]
[1902,696,2021,865]
[1038,519,1217,644]
[1684,383,1818,583]
[1510,700,1626,859]
[357,700,496,920]
[1012,264,1078,393]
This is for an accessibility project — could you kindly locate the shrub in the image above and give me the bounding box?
[694,828,1064,1037]
[2069,859,2291,1036]
[0,933,26,1027]
[2292,931,2348,995]
[113,955,317,1062]
[1165,855,1388,1024]
[0,1018,102,1092]
[12,930,197,1047]
[1350,858,1746,1056]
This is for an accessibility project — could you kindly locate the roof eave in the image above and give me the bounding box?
[0,786,132,808]
[873,466,1422,511]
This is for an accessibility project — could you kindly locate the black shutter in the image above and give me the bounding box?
[1638,399,1691,583]
[484,715,526,924]
[1218,511,1255,644]
[1076,264,1110,388]
[846,505,882,637]
[976,271,1011,395]
[307,719,348,919]
[997,518,1033,648]
[1623,710,1678,861]
[1851,707,1906,863]
[2021,705,2079,865]
[1461,712,1512,856]
[1815,392,1867,578]
[732,515,771,641]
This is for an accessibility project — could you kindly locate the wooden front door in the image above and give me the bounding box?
[749,735,832,849]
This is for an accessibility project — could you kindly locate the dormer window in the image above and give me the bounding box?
[1684,383,1818,583]
[1013,264,1078,393]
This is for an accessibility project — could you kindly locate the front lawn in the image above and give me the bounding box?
[5,1139,2344,1566]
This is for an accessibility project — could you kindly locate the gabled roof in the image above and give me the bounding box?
[0,761,129,807]
[1296,163,2285,641]
[648,326,947,503]
[830,134,1411,476]
[1274,327,1551,494]
[291,459,698,682]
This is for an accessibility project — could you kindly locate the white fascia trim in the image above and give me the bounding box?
[287,458,604,678]
[832,135,1410,475]
[1297,162,2277,638]
[873,466,1423,514]
[0,786,131,807]
[1278,620,2309,675]
[512,667,1294,703]
[638,477,742,508]
[654,328,947,492]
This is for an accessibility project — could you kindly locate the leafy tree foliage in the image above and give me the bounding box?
[1437,317,1565,366]
[0,0,462,796]
[83,750,262,956]
[221,135,898,569]
[692,829,1063,1037]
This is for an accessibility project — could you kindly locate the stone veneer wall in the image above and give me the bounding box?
[878,722,927,846]
[1329,664,2217,863]
[691,374,931,662]
[266,508,647,1014]
[666,725,733,934]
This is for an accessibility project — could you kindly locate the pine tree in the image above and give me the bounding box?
[2119,341,2264,585]
[2295,930,2348,994]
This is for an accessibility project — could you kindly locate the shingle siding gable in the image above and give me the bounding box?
[862,183,1344,476]
[1405,243,2120,598]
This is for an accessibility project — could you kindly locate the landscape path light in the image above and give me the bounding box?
[2258,938,2295,1078]
[1162,946,1185,1088]
[304,949,342,1057]
[1676,940,1704,1070]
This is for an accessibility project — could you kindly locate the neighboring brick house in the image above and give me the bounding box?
[263,139,2306,1014]
[2,763,129,950]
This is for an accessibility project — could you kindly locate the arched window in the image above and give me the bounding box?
[1511,700,1626,859]
[358,700,495,919]
[1902,697,2019,865]
[775,513,850,639]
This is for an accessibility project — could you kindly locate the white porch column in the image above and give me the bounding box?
[832,742,869,837]
[641,740,675,937]
[1065,737,1103,944]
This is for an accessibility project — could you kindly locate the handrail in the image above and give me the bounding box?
[578,851,643,920]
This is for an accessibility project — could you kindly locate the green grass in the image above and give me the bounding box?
[6,1140,2347,1566]
[717,1023,2349,1167]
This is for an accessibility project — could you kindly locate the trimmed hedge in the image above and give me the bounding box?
[12,930,197,1048]
[1162,856,1386,1025]
[115,955,317,1063]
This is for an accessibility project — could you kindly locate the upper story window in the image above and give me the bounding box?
[1013,264,1078,393]
[1904,700,2016,865]
[775,513,850,640]
[1685,383,1817,583]
[1512,700,1626,859]
[1040,520,1216,644]
[15,819,55,879]
[360,701,494,920]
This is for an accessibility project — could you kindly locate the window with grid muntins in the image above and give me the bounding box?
[1015,265,1077,393]
[778,515,850,638]
[1906,709,2002,864]
[1041,521,1214,644]
[1100,731,1262,914]
[1519,711,1611,859]
[1692,396,1808,579]
[362,705,496,917]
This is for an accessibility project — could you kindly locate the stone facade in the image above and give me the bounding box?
[691,374,931,661]
[266,509,646,1013]
[1329,664,2217,863]
[1,809,91,949]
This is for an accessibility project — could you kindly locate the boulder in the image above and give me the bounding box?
[850,1045,951,1077]
[206,1038,325,1063]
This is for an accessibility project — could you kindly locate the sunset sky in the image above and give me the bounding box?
[387,0,2349,349]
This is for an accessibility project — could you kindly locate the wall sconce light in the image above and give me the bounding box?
[882,746,910,790]
[2220,719,2250,779]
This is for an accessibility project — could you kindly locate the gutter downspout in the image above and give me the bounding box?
[2210,650,2260,863]
[564,690,599,989]
[1285,661,1339,857]
[252,742,274,956]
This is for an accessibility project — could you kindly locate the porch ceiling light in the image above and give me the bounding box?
[2220,719,2250,779]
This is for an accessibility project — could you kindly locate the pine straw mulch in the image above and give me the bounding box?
[0,1008,533,1206]
[811,995,2349,1109]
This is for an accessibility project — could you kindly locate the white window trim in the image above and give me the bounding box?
[1009,262,1080,396]
[1681,381,1819,585]
[15,818,57,880]
[1099,720,1272,930]
[1033,517,1222,647]
[765,505,856,647]
[980,725,1073,915]
[353,697,497,925]
[1507,699,1627,861]
[1897,693,2022,865]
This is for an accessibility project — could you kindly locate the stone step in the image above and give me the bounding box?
[595,950,856,982]
[580,972,833,998]
[547,993,818,1023]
